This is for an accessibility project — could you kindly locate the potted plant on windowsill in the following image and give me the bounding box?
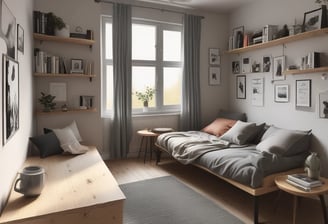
[38,92,56,112]
[135,86,155,112]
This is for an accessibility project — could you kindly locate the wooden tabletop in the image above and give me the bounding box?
[275,175,328,197]
[137,129,160,137]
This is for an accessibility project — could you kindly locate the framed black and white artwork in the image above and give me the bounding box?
[273,55,285,81]
[232,60,240,74]
[209,67,221,85]
[274,84,289,103]
[0,0,16,59]
[262,55,271,73]
[209,48,220,65]
[17,24,24,54]
[251,78,264,106]
[319,91,328,118]
[303,5,327,32]
[296,79,311,107]
[2,54,19,145]
[236,75,246,99]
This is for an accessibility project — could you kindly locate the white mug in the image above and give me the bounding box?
[14,166,45,197]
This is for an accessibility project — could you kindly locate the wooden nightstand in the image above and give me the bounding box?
[275,175,328,224]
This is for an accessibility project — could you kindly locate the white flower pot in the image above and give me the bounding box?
[55,25,69,38]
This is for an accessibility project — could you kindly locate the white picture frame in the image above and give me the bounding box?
[319,91,328,118]
[209,67,221,85]
[274,84,289,103]
[242,57,251,73]
[236,75,246,99]
[273,55,285,81]
[251,78,264,106]
[209,48,220,65]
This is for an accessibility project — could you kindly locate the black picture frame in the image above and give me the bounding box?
[303,5,327,32]
[296,79,311,107]
[232,60,240,74]
[236,75,246,99]
[17,24,24,54]
[232,26,244,49]
[2,54,19,145]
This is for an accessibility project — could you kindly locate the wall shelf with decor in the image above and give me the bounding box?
[283,66,328,75]
[36,108,97,115]
[226,28,328,54]
[34,33,95,47]
[34,73,96,79]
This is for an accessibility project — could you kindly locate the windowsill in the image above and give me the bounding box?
[132,111,180,118]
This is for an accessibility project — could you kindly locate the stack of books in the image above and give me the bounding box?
[286,173,323,192]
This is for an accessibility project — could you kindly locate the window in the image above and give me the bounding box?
[101,16,182,116]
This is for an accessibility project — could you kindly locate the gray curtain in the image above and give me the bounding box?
[180,14,202,131]
[110,3,132,159]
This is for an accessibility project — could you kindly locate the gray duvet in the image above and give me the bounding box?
[156,131,307,188]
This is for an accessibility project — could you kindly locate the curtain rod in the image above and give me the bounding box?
[94,0,204,19]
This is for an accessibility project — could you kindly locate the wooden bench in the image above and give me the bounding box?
[0,146,125,224]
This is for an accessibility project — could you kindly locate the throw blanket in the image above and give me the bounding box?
[159,131,232,164]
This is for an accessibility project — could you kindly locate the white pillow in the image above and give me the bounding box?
[53,128,88,154]
[67,121,82,142]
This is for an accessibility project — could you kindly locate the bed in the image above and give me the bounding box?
[155,111,311,224]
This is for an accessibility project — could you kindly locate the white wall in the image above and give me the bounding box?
[34,0,229,158]
[0,0,34,213]
[228,0,328,176]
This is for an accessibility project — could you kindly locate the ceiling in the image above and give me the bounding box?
[136,0,257,13]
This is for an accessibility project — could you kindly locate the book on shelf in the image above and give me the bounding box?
[287,173,323,188]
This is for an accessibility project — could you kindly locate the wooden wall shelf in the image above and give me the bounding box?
[226,28,328,54]
[283,66,328,75]
[34,33,95,47]
[37,108,97,115]
[34,73,96,78]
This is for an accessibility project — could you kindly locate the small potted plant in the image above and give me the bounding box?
[38,92,56,112]
[135,86,155,112]
[48,13,69,37]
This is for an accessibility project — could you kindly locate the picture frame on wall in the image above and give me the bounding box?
[232,60,240,74]
[242,57,251,73]
[319,91,328,118]
[2,54,19,145]
[209,67,221,85]
[274,84,289,103]
[251,78,264,107]
[273,55,285,81]
[232,26,244,49]
[262,55,271,73]
[0,0,16,59]
[209,48,220,65]
[17,24,24,54]
[236,75,246,99]
[251,58,261,73]
[296,79,311,107]
[302,5,327,32]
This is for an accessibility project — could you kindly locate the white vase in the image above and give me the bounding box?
[55,25,69,38]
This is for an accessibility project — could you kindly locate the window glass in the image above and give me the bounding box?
[105,65,113,110]
[132,24,156,60]
[105,23,112,60]
[163,30,181,61]
[163,67,182,105]
[132,66,156,108]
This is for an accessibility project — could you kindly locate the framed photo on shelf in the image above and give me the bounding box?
[232,26,244,49]
[302,5,327,32]
[70,59,83,73]
[232,60,240,74]
[319,91,328,118]
[2,54,19,145]
[209,67,221,85]
[296,79,311,107]
[236,75,246,99]
[209,48,220,65]
[273,55,285,81]
[274,84,289,103]
[80,95,94,109]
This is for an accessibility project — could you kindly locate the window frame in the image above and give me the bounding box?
[101,16,183,117]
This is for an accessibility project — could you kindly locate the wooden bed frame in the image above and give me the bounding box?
[155,143,303,224]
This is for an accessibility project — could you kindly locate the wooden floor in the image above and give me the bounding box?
[107,158,325,224]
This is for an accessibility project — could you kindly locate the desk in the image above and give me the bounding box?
[137,129,160,163]
[275,175,328,224]
[0,147,125,224]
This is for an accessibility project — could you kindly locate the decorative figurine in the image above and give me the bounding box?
[304,152,321,179]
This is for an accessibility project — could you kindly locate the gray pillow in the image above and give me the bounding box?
[256,126,311,156]
[218,109,247,122]
[29,132,63,158]
[220,120,256,145]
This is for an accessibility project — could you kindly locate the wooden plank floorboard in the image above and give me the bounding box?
[106,158,324,224]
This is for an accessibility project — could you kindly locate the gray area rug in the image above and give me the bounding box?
[120,176,242,224]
